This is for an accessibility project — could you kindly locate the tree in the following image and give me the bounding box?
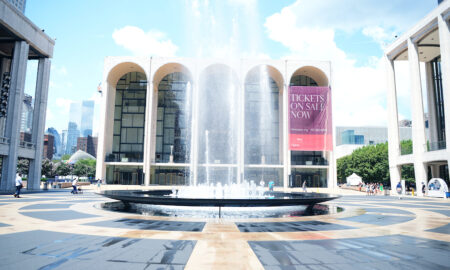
[16,158,29,175]
[55,162,72,176]
[61,154,71,160]
[73,159,96,178]
[337,142,390,187]
[41,159,55,178]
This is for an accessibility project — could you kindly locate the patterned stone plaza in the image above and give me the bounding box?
[0,189,448,269]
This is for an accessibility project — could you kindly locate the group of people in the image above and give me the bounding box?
[358,182,384,195]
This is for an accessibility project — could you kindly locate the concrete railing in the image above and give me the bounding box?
[0,136,10,145]
[19,141,35,149]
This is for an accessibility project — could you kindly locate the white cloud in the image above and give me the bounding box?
[55,97,73,114]
[112,26,178,57]
[265,0,396,126]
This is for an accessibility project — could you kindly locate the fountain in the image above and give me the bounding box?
[99,2,339,218]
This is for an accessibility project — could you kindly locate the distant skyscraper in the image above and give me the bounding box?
[6,0,26,13]
[61,130,68,155]
[47,127,61,157]
[66,122,80,155]
[20,94,33,133]
[81,100,94,137]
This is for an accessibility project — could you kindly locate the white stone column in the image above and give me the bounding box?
[408,38,428,188]
[191,76,200,186]
[282,82,289,189]
[0,41,28,191]
[385,55,401,191]
[438,14,450,151]
[28,58,51,190]
[95,81,108,181]
[143,65,153,186]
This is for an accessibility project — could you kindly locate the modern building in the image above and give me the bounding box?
[0,0,53,192]
[81,100,94,137]
[61,129,67,155]
[42,133,54,160]
[386,0,450,194]
[20,93,32,132]
[77,135,98,157]
[96,57,336,188]
[6,0,25,13]
[46,127,61,158]
[335,126,413,159]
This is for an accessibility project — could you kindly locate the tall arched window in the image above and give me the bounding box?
[155,72,192,163]
[111,72,147,162]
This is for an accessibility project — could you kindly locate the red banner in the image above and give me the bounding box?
[288,86,333,151]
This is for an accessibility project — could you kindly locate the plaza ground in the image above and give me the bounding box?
[0,186,449,269]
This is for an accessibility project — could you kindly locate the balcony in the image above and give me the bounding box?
[19,141,35,149]
[427,140,446,152]
[105,153,143,163]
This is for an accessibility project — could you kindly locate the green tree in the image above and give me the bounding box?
[73,159,96,178]
[61,154,71,160]
[16,158,29,175]
[337,142,390,186]
[55,162,72,176]
[41,159,55,178]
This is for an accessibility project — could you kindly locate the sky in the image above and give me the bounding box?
[23,0,439,136]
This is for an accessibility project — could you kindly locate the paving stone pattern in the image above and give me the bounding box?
[85,218,206,232]
[249,235,450,270]
[0,230,195,270]
[236,221,354,232]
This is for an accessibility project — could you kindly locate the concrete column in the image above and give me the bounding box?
[191,75,200,186]
[430,164,439,178]
[143,67,153,186]
[389,165,401,195]
[95,83,106,181]
[408,38,428,188]
[28,58,51,190]
[385,56,401,190]
[282,81,289,189]
[237,75,245,184]
[438,14,450,151]
[0,41,28,191]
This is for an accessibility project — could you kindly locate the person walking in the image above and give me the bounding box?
[71,177,78,194]
[302,180,307,192]
[14,173,23,198]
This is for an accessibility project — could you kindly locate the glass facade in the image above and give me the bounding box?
[112,72,147,162]
[431,56,446,146]
[155,72,192,163]
[150,166,190,185]
[244,67,280,165]
[106,165,143,185]
[290,168,327,188]
[198,66,238,166]
[244,168,283,187]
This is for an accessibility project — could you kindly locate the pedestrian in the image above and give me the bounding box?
[268,180,274,191]
[14,173,23,198]
[71,177,78,194]
[422,182,426,196]
[396,182,402,199]
[302,180,307,192]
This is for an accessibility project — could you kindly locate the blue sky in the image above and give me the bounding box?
[23,0,438,135]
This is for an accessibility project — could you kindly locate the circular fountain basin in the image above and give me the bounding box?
[100,190,340,207]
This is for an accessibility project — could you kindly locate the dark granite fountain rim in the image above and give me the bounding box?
[99,189,340,207]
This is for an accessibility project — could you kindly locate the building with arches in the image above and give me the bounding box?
[96,57,336,188]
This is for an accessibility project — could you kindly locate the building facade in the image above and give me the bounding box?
[20,94,32,132]
[0,0,53,192]
[77,135,97,157]
[386,1,450,194]
[43,133,54,160]
[81,100,94,137]
[6,0,25,13]
[46,127,61,158]
[96,57,336,188]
